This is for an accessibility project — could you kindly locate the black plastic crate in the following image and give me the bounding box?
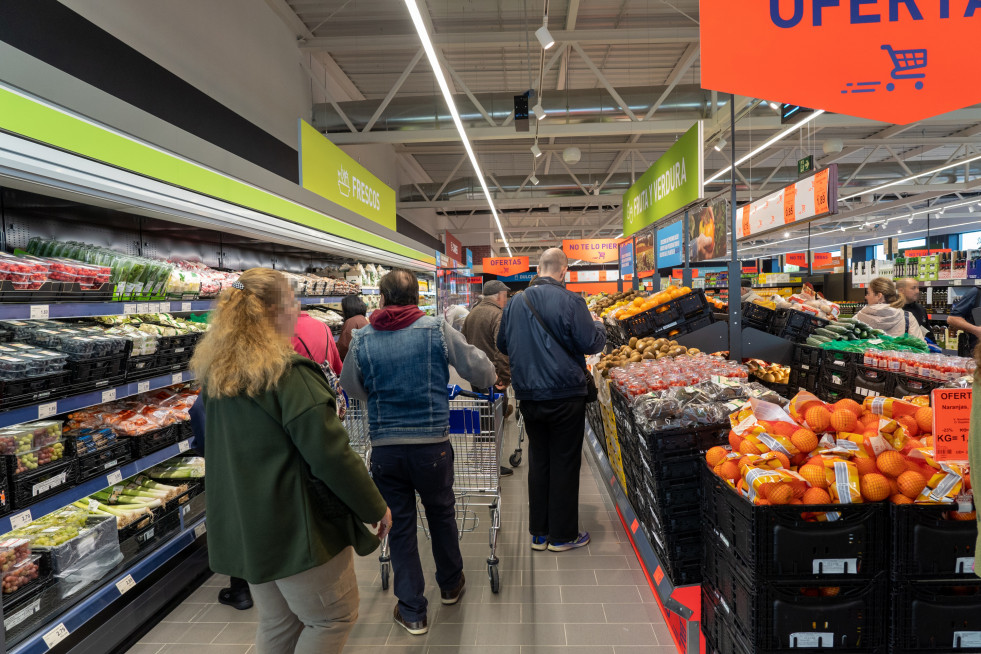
[156,332,202,351]
[177,420,193,443]
[820,363,856,389]
[701,467,888,581]
[890,579,981,653]
[890,503,978,580]
[0,371,70,410]
[10,459,77,509]
[893,372,942,398]
[66,352,127,384]
[818,381,861,404]
[604,322,627,348]
[119,506,181,559]
[76,441,133,482]
[1,552,52,611]
[775,308,830,343]
[789,366,820,393]
[125,354,158,380]
[679,311,714,335]
[0,469,10,518]
[793,343,824,368]
[616,290,710,340]
[823,348,862,371]
[743,302,776,331]
[126,424,179,459]
[854,365,896,399]
[586,401,604,440]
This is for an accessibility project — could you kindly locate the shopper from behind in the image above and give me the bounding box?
[949,287,981,355]
[969,342,981,579]
[740,278,762,304]
[462,279,515,476]
[293,311,343,375]
[497,248,606,552]
[854,277,927,340]
[337,295,368,361]
[896,278,929,329]
[340,269,496,636]
[192,268,391,654]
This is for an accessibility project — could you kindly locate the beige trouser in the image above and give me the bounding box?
[248,547,359,654]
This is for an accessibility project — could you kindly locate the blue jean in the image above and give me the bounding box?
[370,441,462,622]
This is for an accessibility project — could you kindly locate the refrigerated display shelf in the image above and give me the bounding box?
[7,516,206,654]
[0,437,197,536]
[0,296,355,320]
[855,279,981,288]
[0,370,195,431]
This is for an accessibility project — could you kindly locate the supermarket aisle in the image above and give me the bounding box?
[130,418,677,654]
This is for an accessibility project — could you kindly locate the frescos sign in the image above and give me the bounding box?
[700,1,980,124]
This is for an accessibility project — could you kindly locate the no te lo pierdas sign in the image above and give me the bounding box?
[700,1,981,124]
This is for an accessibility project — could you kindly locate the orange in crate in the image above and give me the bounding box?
[799,464,829,489]
[833,398,864,419]
[854,456,879,476]
[706,446,729,467]
[914,406,933,433]
[891,493,913,505]
[830,409,857,433]
[802,487,832,504]
[877,451,907,478]
[768,484,794,505]
[861,473,891,501]
[791,428,818,454]
[898,470,927,499]
[805,406,832,432]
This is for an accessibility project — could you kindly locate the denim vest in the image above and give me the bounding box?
[350,315,451,445]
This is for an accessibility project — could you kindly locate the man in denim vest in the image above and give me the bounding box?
[341,270,495,635]
[498,248,606,552]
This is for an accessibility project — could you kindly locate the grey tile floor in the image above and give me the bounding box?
[133,418,678,654]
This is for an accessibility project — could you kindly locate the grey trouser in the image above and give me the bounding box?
[248,546,359,654]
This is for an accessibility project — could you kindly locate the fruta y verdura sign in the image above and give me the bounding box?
[298,120,396,231]
[622,122,703,237]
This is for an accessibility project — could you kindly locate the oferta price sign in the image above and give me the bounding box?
[700,1,981,124]
[299,120,396,230]
[622,122,703,237]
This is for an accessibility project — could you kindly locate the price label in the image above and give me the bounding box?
[29,305,49,320]
[88,499,100,511]
[137,303,150,314]
[106,470,123,485]
[42,623,70,649]
[181,302,192,312]
[123,304,137,315]
[178,440,190,453]
[9,510,32,529]
[171,372,183,385]
[102,389,117,403]
[194,523,207,538]
[137,381,150,394]
[38,402,58,419]
[115,574,137,595]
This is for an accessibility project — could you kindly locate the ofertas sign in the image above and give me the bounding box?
[622,122,703,237]
[483,257,530,276]
[562,239,619,264]
[656,222,684,269]
[737,167,838,240]
[298,121,396,230]
[700,2,981,125]
[932,388,971,461]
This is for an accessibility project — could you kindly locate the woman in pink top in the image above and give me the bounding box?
[291,312,343,374]
[338,296,369,361]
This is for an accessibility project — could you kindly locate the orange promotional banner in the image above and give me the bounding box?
[700,2,980,125]
[562,239,619,264]
[482,257,530,276]
[812,253,842,270]
[932,388,971,461]
[786,252,808,267]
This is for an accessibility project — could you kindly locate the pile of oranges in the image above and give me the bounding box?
[613,286,692,320]
[706,392,974,516]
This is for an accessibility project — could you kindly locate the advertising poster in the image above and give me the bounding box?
[656,222,684,269]
[619,240,634,278]
[561,239,619,264]
[689,196,729,263]
[635,230,656,274]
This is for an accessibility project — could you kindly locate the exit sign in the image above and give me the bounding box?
[798,155,814,177]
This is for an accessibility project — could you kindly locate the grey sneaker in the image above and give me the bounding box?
[547,531,590,552]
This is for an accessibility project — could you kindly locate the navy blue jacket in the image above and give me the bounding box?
[189,396,205,455]
[497,276,606,401]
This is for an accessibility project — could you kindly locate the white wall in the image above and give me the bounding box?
[61,0,311,148]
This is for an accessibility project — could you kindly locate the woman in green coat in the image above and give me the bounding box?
[191,268,391,654]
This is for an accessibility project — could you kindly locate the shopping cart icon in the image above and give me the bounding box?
[881,44,926,91]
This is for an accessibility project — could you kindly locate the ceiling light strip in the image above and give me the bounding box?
[705,110,825,185]
[404,0,513,257]
[839,153,981,201]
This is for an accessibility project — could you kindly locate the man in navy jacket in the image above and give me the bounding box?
[497,248,606,552]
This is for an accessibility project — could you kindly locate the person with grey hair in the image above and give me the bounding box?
[497,248,606,552]
[463,280,516,476]
[444,304,469,331]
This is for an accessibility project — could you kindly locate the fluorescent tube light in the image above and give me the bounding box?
[839,152,981,201]
[705,110,824,184]
[403,0,512,256]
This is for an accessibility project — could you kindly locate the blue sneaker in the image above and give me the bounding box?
[531,535,548,551]
[548,531,590,552]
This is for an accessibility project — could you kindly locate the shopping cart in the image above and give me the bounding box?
[345,387,506,593]
[508,393,525,468]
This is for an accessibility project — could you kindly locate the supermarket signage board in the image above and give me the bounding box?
[656,222,684,269]
[932,388,971,461]
[786,252,808,267]
[736,166,838,240]
[619,240,635,278]
[562,239,619,264]
[700,1,981,124]
[298,120,396,231]
[689,195,729,263]
[498,271,536,282]
[466,248,473,267]
[622,122,703,237]
[483,257,530,276]
[445,232,463,265]
[813,252,841,270]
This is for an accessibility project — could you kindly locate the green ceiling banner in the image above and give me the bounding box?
[622,121,703,237]
[299,120,396,231]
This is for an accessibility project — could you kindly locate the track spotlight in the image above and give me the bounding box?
[530,175,540,186]
[768,101,781,112]
[530,142,542,158]
[535,18,555,49]
[713,138,727,152]
[532,103,546,120]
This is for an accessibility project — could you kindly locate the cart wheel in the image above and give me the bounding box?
[488,563,500,594]
[381,562,390,591]
[509,451,522,467]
